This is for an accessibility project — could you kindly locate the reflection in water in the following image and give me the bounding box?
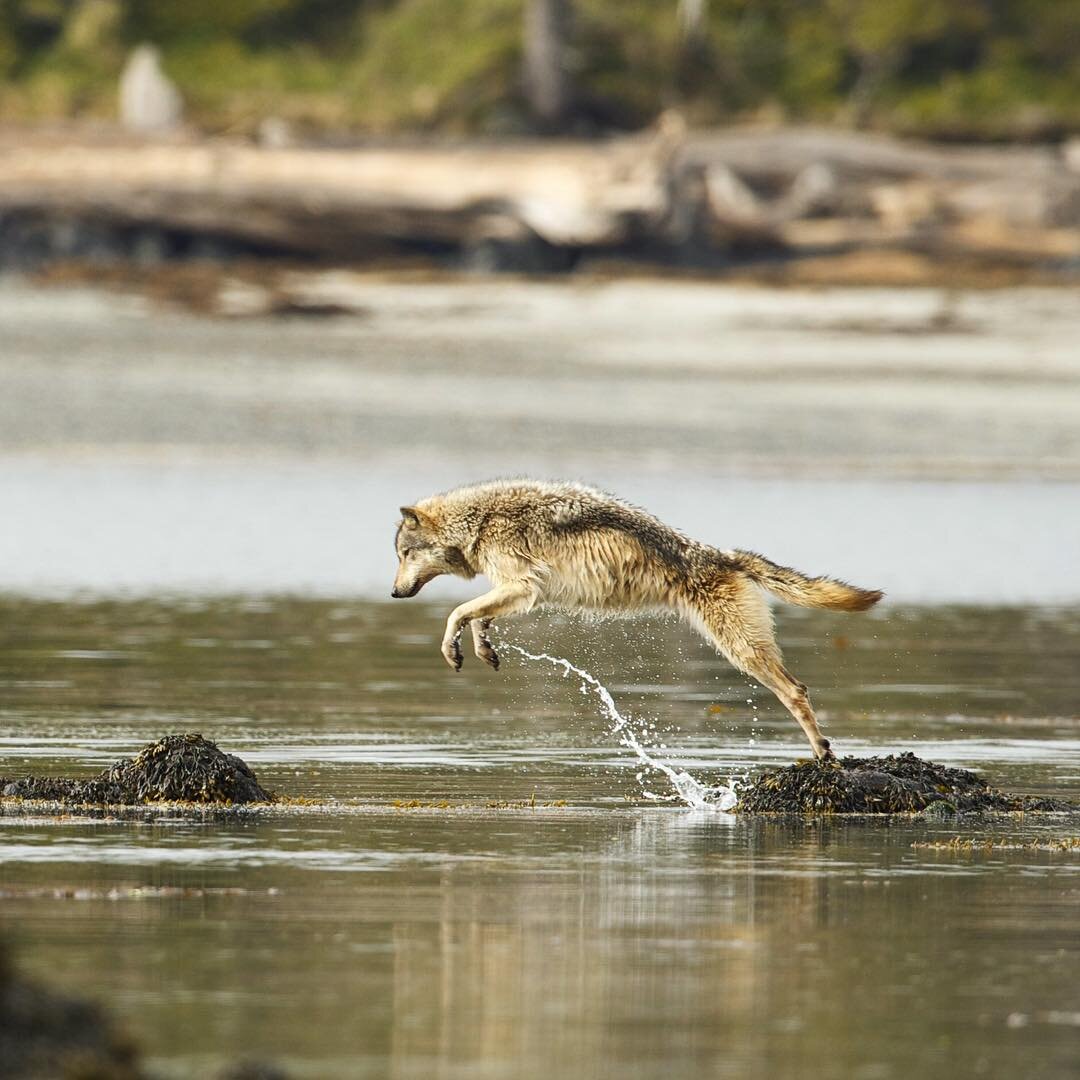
[0,597,1078,1078]
[2,808,1078,1080]
[382,812,1080,1080]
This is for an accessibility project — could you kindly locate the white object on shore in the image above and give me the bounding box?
[1064,137,1080,174]
[119,44,183,134]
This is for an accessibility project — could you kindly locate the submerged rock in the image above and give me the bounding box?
[2,734,271,805]
[2,936,293,1078]
[0,941,146,1079]
[735,752,1075,814]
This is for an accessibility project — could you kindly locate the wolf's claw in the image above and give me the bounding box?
[442,639,463,671]
[477,645,500,670]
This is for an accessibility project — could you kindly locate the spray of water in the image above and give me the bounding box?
[502,643,737,811]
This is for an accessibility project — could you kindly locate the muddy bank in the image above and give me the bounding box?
[735,752,1075,814]
[1,734,271,806]
[27,253,1073,322]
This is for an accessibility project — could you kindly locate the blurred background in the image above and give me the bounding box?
[1,0,1079,137]
[3,7,1080,1079]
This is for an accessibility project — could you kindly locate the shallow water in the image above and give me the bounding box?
[1,596,1079,1078]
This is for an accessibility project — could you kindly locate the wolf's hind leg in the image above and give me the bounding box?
[691,583,834,760]
[736,650,833,762]
[471,618,499,670]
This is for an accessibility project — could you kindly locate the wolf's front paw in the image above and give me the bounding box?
[475,642,500,670]
[441,637,463,671]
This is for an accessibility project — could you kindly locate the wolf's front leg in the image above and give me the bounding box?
[470,618,499,669]
[441,632,464,672]
[441,583,536,672]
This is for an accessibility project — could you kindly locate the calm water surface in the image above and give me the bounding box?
[1,597,1078,1079]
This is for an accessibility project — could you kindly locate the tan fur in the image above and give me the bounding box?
[391,479,883,760]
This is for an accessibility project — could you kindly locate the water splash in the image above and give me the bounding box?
[503,643,737,811]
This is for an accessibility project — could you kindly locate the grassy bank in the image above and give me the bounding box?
[1,1,1079,139]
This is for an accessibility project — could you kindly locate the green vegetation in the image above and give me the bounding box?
[0,0,1078,137]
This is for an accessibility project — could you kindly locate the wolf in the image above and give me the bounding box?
[391,480,882,760]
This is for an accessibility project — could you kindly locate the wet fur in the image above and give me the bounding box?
[392,480,883,759]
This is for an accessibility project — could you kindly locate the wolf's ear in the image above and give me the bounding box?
[399,506,432,530]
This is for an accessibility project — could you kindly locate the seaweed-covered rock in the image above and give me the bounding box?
[736,752,1075,814]
[2,734,271,805]
[0,940,146,1079]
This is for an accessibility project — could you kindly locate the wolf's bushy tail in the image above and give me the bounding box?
[728,550,883,612]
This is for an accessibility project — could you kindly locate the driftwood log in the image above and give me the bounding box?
[683,127,1080,259]
[0,123,682,262]
[0,123,1076,268]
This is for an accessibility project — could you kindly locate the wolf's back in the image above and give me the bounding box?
[728,550,883,612]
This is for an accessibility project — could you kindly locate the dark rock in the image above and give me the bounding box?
[2,937,292,1078]
[0,940,147,1079]
[735,752,1076,814]
[2,733,272,806]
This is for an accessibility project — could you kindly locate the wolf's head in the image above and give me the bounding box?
[391,505,475,598]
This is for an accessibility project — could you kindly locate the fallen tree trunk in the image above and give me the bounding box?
[0,130,679,258]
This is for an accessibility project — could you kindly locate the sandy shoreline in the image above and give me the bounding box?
[3,275,1080,480]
